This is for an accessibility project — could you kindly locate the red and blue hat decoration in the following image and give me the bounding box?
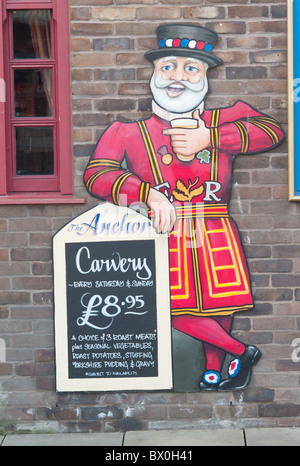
[145,23,223,69]
[158,37,213,52]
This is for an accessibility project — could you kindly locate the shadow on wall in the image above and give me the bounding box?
[172,329,231,391]
[172,329,204,391]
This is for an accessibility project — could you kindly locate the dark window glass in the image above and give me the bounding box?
[16,127,54,175]
[12,10,51,59]
[14,69,53,117]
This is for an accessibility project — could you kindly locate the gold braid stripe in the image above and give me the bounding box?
[248,116,281,130]
[210,127,219,148]
[139,181,151,204]
[190,218,203,311]
[175,204,229,219]
[86,168,119,192]
[211,108,220,128]
[138,121,164,186]
[248,118,280,145]
[234,120,249,154]
[210,109,220,182]
[86,158,121,169]
[111,172,133,205]
[211,150,218,182]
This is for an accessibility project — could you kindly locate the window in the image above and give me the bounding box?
[0,0,84,204]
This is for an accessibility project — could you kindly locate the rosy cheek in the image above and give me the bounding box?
[190,73,205,83]
[156,71,170,82]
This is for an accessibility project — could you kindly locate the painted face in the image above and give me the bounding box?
[150,56,209,114]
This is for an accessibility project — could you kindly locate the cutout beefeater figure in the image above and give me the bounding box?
[84,24,285,391]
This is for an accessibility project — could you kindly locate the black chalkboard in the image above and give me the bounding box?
[65,240,158,380]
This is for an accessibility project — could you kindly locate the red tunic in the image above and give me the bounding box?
[84,101,284,317]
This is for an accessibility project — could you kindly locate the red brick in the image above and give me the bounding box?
[92,7,136,21]
[137,7,180,20]
[183,6,225,20]
[259,404,300,418]
[0,249,8,261]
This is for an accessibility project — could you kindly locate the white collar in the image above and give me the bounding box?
[152,100,205,122]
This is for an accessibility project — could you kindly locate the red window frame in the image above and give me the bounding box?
[0,0,85,204]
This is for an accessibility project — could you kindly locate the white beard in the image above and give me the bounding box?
[150,73,209,114]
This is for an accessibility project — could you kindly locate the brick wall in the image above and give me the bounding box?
[1,0,300,434]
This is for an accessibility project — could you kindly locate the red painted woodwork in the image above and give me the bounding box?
[0,0,84,204]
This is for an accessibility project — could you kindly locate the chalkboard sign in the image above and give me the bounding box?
[288,0,300,201]
[53,203,172,392]
[66,240,158,380]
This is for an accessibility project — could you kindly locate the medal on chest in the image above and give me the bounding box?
[158,145,173,166]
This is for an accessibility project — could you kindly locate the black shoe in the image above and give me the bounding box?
[218,345,261,391]
[199,380,219,391]
[199,370,220,391]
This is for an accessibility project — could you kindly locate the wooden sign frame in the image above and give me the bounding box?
[53,203,173,392]
[288,0,300,201]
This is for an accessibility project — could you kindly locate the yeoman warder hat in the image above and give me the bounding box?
[145,23,223,69]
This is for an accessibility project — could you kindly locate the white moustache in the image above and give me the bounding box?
[154,74,205,93]
[150,73,209,114]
